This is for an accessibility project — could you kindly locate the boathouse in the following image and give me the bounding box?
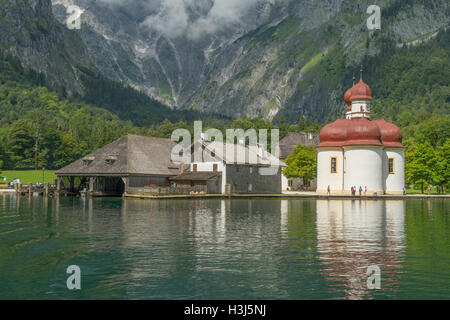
[55,135,180,196]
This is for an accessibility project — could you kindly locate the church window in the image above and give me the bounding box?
[330,157,337,173]
[388,158,394,174]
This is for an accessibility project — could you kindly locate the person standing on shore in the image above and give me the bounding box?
[327,185,331,195]
[364,186,367,196]
[427,185,431,195]
[403,187,406,195]
[359,186,362,197]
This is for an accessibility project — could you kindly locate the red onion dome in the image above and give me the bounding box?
[318,119,349,147]
[344,87,353,106]
[343,117,382,146]
[350,79,372,101]
[372,119,404,148]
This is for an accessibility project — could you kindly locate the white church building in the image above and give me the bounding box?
[316,78,405,195]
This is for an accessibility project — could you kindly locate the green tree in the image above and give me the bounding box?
[6,119,34,169]
[436,138,450,189]
[283,145,317,186]
[405,142,440,193]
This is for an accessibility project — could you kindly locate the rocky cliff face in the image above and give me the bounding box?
[0,0,92,96]
[50,0,449,120]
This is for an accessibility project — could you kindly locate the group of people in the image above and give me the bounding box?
[427,185,447,195]
[326,185,368,196]
[350,186,367,196]
[325,185,446,196]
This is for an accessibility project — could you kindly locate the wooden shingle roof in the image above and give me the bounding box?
[56,135,180,177]
[279,132,319,159]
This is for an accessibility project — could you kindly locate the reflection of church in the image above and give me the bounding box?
[315,199,406,299]
[317,78,405,195]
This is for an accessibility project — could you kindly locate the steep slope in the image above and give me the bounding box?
[0,0,91,96]
[0,0,206,127]
[186,0,449,121]
[51,0,279,108]
[51,0,449,121]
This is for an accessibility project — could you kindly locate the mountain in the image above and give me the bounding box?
[0,0,208,127]
[0,0,91,96]
[51,0,449,121]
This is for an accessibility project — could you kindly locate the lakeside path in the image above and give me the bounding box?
[123,191,450,200]
[2,189,448,199]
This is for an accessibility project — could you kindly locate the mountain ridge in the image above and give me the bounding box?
[50,0,449,121]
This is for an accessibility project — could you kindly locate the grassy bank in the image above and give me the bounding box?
[0,170,56,184]
[406,188,447,195]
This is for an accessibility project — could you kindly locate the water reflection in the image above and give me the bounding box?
[0,195,448,299]
[315,199,406,299]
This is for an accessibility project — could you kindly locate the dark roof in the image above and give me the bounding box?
[279,132,319,159]
[170,172,221,181]
[56,135,180,176]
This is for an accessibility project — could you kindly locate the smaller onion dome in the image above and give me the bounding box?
[344,87,353,106]
[343,117,382,146]
[372,119,404,148]
[350,79,372,101]
[318,119,349,147]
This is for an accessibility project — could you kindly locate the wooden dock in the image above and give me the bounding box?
[12,184,62,197]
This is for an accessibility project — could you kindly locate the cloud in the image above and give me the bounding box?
[95,0,274,40]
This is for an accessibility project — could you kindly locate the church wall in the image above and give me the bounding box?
[343,147,383,193]
[351,100,371,118]
[317,149,344,193]
[384,149,405,194]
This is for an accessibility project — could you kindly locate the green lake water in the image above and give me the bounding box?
[0,195,448,300]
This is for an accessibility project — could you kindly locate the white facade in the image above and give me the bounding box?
[317,149,344,192]
[384,149,405,193]
[350,100,371,118]
[317,145,405,195]
[343,147,384,193]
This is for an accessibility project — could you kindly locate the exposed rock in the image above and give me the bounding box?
[48,0,449,120]
[0,0,91,96]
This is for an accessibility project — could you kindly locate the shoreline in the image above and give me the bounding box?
[2,189,448,200]
[123,192,450,200]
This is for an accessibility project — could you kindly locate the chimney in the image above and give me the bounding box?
[180,160,184,174]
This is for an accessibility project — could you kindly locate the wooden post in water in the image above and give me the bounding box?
[28,183,32,197]
[225,183,231,199]
[44,183,49,197]
[56,177,61,196]
[89,177,95,197]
